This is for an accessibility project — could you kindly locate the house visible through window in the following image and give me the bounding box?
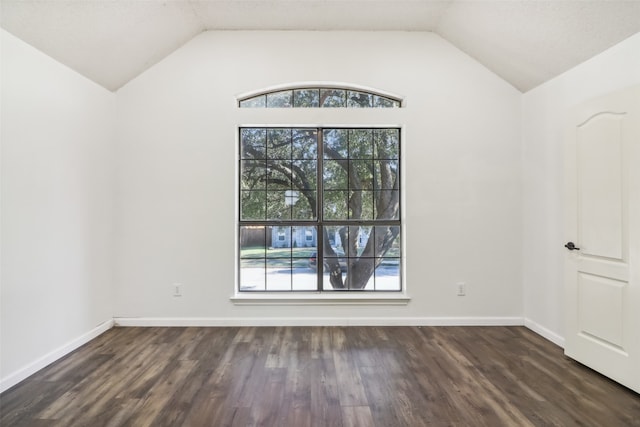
[238,86,401,292]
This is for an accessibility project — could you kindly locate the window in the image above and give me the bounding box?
[239,87,400,109]
[239,127,401,292]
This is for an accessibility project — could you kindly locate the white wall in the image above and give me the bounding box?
[522,32,640,343]
[1,30,116,389]
[1,24,636,391]
[114,31,522,322]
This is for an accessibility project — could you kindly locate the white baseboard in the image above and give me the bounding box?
[0,319,114,393]
[114,316,524,327]
[524,318,565,348]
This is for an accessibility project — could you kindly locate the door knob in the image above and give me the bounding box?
[564,242,580,251]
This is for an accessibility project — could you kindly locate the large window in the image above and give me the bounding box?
[239,127,401,292]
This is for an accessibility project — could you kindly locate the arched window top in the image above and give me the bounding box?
[238,85,401,108]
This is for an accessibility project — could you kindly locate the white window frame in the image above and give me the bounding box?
[232,83,409,305]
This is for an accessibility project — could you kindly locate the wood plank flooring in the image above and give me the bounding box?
[1,326,639,426]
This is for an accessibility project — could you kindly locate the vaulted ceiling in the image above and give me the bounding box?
[2,1,639,93]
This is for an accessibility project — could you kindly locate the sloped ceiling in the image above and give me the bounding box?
[1,0,639,92]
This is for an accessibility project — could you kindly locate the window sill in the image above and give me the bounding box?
[230,292,411,306]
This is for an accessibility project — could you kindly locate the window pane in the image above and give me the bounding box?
[350,190,374,220]
[304,227,315,243]
[325,244,345,261]
[323,160,347,190]
[266,90,292,108]
[348,257,375,290]
[292,269,317,290]
[372,226,401,290]
[240,96,266,108]
[266,162,291,190]
[374,226,401,257]
[324,129,348,158]
[323,190,349,220]
[374,190,399,220]
[241,191,265,220]
[240,259,265,291]
[266,191,291,220]
[267,226,291,257]
[374,261,400,290]
[347,91,373,108]
[352,225,373,257]
[266,259,292,290]
[374,129,399,159]
[240,226,266,258]
[349,160,373,190]
[292,159,316,190]
[267,129,292,159]
[323,263,348,290]
[292,129,317,159]
[323,225,349,257]
[320,89,346,107]
[241,128,266,159]
[241,159,266,190]
[372,96,400,108]
[293,89,320,108]
[292,192,316,220]
[374,159,398,189]
[349,129,373,159]
[286,226,317,251]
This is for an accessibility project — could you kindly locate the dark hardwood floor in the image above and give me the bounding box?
[1,326,639,426]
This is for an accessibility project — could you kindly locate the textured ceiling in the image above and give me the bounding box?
[1,1,639,92]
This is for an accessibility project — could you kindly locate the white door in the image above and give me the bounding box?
[565,85,640,393]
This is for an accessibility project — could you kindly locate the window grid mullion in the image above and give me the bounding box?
[317,128,324,291]
[263,130,268,222]
[289,129,293,291]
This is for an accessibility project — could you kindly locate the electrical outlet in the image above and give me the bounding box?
[456,282,466,296]
[173,283,182,297]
